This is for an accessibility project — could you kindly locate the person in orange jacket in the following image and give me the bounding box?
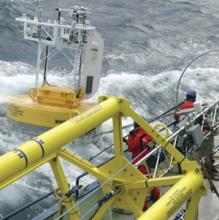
[123,122,160,211]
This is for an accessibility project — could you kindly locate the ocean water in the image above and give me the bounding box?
[0,0,219,219]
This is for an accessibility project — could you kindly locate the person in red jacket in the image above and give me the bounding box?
[174,89,196,123]
[127,122,154,167]
[123,122,160,211]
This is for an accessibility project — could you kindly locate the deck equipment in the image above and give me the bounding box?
[1,96,219,220]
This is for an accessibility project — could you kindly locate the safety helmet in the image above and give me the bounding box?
[186,89,196,101]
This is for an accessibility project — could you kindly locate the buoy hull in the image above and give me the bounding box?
[7,96,96,127]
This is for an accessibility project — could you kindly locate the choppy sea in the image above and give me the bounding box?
[0,0,219,219]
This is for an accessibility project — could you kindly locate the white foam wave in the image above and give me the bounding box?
[91,67,219,107]
[0,61,73,96]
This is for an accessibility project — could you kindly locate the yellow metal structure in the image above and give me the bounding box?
[7,85,95,127]
[0,96,207,220]
[140,169,204,220]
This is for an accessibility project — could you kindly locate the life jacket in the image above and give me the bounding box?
[127,128,153,164]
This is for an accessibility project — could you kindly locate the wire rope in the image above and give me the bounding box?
[176,49,219,106]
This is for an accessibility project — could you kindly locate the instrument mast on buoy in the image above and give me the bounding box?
[7,4,103,127]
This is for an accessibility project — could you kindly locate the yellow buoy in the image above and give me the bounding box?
[7,7,103,127]
[7,86,96,127]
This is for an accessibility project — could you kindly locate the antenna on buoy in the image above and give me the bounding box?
[35,0,40,18]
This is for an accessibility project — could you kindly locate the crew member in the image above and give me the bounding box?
[125,122,154,171]
[174,89,196,124]
[123,122,160,211]
[174,90,218,177]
